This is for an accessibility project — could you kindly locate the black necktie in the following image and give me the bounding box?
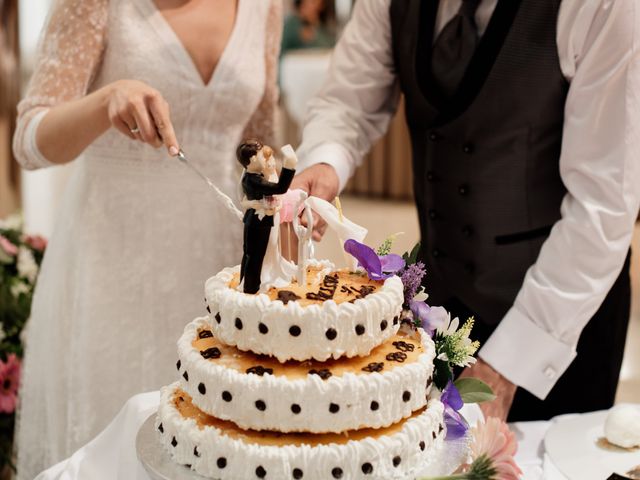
[431,0,482,98]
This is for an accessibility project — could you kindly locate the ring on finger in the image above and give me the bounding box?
[130,125,140,134]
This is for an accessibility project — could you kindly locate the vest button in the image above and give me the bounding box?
[426,171,436,182]
[464,262,475,274]
[462,143,474,154]
[462,225,474,237]
[428,209,437,220]
[432,248,441,258]
[458,184,470,196]
[428,131,441,142]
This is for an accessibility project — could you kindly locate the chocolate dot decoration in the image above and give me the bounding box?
[293,468,304,479]
[255,400,267,411]
[291,403,301,414]
[198,330,213,339]
[206,305,211,314]
[256,466,267,478]
[258,323,269,334]
[289,325,301,337]
[361,463,373,474]
[403,391,411,402]
[217,457,227,469]
[393,456,402,467]
[370,401,379,411]
[362,362,384,373]
[246,366,274,376]
[185,464,192,469]
[200,347,221,359]
[393,316,399,325]
[158,423,164,433]
[222,391,232,402]
[439,423,444,433]
[329,403,340,414]
[432,431,437,439]
[176,360,181,371]
[198,383,206,395]
[183,371,189,382]
[215,312,222,324]
[325,328,337,340]
[419,441,426,451]
[235,318,243,330]
[355,324,365,335]
[380,320,388,331]
[386,351,407,363]
[332,467,343,479]
[309,368,332,380]
[393,341,415,352]
[171,436,178,447]
[194,446,201,457]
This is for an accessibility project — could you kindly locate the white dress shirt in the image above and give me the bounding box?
[297,0,640,399]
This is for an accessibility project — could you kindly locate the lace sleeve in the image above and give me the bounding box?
[12,0,108,170]
[241,0,282,146]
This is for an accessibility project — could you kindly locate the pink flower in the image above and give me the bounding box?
[0,235,18,256]
[24,234,47,252]
[278,189,307,223]
[0,354,21,414]
[462,417,522,480]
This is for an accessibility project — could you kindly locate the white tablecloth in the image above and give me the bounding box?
[35,391,569,480]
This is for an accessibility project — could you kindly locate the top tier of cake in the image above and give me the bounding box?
[204,262,405,362]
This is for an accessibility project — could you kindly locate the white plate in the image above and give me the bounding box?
[544,408,640,480]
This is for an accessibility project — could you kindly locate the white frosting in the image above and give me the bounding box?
[177,318,436,433]
[604,404,640,449]
[156,382,446,480]
[204,263,405,362]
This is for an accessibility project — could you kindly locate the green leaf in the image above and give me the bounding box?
[454,377,496,404]
[433,358,453,390]
[402,242,421,265]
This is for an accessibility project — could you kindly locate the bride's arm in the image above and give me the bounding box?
[13,0,179,170]
[241,0,282,146]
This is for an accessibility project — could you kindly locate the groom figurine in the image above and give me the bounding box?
[293,0,640,421]
[237,140,297,294]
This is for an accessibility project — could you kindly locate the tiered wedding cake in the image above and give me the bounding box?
[155,261,449,479]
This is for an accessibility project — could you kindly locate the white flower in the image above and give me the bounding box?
[10,280,30,298]
[17,247,38,283]
[413,286,429,302]
[437,315,459,336]
[0,213,23,231]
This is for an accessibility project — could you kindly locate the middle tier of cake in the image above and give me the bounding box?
[176,317,435,433]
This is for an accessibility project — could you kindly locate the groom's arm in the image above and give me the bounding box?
[294,0,399,198]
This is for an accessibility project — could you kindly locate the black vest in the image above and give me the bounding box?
[390,0,568,324]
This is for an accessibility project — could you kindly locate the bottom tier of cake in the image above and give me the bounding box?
[156,382,447,480]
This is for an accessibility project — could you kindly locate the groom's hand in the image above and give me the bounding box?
[290,164,340,241]
[459,358,517,422]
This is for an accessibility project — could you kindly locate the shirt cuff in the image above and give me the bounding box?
[478,307,578,400]
[296,142,354,192]
[24,109,55,169]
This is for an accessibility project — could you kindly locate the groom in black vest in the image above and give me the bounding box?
[293,0,638,421]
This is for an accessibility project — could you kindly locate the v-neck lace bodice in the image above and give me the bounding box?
[12,0,282,478]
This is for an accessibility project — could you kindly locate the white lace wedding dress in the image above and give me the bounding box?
[12,0,281,477]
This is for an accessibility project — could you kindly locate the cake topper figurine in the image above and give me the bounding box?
[237,140,297,294]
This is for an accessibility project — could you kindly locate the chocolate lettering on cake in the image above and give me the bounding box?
[198,330,213,339]
[308,368,332,380]
[392,341,415,352]
[200,347,221,359]
[362,362,384,373]
[386,351,408,363]
[306,274,339,301]
[340,284,376,301]
[277,290,301,305]
[246,366,274,376]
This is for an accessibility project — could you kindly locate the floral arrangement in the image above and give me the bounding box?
[345,236,522,480]
[0,214,46,470]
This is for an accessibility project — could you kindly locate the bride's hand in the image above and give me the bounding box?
[105,79,180,155]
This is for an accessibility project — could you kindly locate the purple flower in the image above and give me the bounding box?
[400,261,426,305]
[411,302,449,337]
[344,239,405,281]
[442,381,468,441]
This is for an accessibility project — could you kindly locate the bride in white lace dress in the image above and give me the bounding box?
[12,0,281,477]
